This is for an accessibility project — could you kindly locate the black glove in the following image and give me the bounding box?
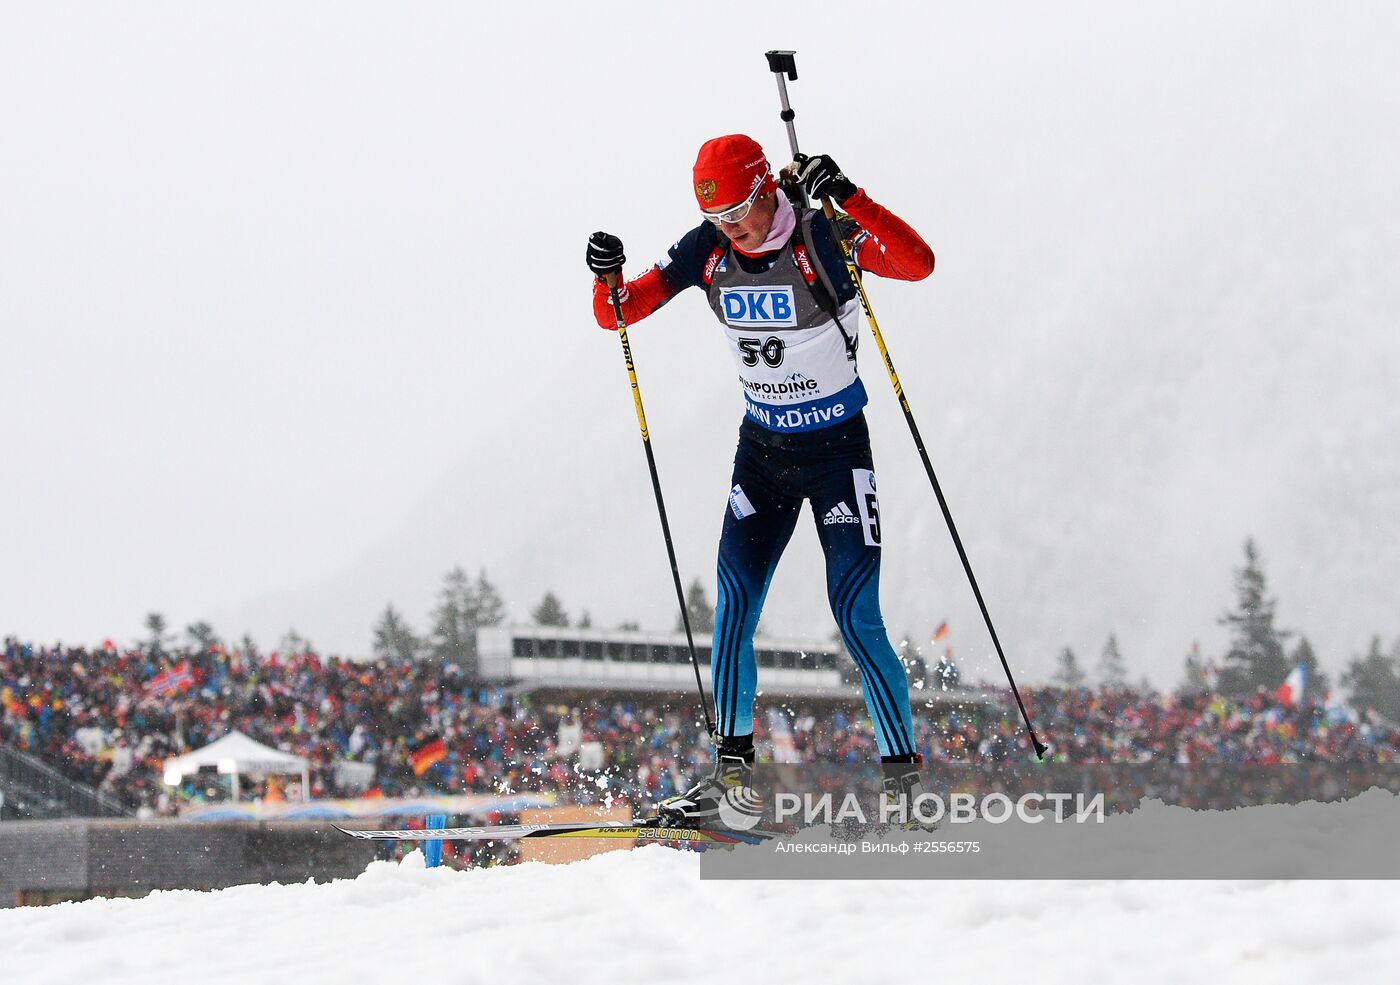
[795,154,857,205]
[586,231,626,278]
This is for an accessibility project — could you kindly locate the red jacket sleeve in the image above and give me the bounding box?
[591,266,682,330]
[841,189,935,281]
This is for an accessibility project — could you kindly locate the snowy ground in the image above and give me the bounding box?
[5,833,1398,985]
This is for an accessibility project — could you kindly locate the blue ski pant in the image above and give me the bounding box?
[711,412,916,758]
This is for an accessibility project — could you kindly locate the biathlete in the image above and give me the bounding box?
[586,134,935,825]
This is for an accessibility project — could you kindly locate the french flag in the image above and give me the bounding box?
[1275,662,1307,708]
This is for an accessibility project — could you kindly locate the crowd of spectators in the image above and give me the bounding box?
[3,636,1398,819]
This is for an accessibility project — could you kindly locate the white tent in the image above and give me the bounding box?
[163,730,310,802]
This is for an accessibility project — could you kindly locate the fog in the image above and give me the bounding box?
[3,3,1397,688]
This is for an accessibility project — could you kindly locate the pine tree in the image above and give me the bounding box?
[1178,642,1209,697]
[1290,636,1329,705]
[425,567,507,672]
[429,566,474,664]
[473,570,506,628]
[578,611,593,629]
[143,612,173,656]
[279,628,311,655]
[676,578,715,634]
[1342,636,1400,723]
[1053,646,1086,688]
[533,591,569,627]
[372,604,421,662]
[1217,539,1291,696]
[1097,633,1129,691]
[185,621,219,653]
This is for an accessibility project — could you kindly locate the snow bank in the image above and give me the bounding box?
[5,798,1399,985]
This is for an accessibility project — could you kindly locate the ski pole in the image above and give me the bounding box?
[764,50,808,211]
[763,50,1048,759]
[604,274,717,738]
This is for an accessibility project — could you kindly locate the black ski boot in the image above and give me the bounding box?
[881,756,937,831]
[656,737,761,829]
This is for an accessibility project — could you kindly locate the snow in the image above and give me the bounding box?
[5,796,1400,985]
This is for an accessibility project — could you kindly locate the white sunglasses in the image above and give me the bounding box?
[701,169,771,225]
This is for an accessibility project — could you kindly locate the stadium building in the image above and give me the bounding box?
[475,624,973,703]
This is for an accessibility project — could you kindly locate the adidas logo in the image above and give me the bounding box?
[822,502,861,525]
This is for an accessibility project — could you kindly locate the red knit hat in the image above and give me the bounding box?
[693,134,777,209]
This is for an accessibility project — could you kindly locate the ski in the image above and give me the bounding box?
[333,819,777,846]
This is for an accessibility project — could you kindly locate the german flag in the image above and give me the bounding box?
[410,737,448,776]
